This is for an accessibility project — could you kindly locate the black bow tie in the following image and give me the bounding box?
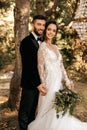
[37,37,43,42]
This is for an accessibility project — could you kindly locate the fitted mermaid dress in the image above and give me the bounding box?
[28,42,87,130]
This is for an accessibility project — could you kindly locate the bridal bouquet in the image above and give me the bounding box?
[54,85,81,118]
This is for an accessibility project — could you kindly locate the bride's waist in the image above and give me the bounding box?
[45,68,61,74]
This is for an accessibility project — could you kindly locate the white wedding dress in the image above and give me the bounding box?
[28,42,87,130]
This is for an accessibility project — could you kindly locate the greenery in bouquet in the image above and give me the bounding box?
[54,85,81,118]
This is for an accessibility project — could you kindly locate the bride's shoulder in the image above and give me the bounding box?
[54,45,62,57]
[54,44,60,52]
[54,44,58,49]
[41,41,45,46]
[38,42,46,51]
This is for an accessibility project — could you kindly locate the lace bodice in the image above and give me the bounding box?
[38,42,71,87]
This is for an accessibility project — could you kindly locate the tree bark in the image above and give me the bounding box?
[8,0,30,110]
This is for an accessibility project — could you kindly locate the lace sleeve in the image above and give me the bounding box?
[60,55,71,86]
[38,46,46,85]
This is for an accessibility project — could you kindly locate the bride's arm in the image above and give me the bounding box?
[60,55,73,89]
[38,47,46,84]
[37,46,47,95]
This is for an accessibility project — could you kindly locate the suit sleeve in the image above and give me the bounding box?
[20,37,41,88]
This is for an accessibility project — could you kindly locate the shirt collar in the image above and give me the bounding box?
[32,31,38,40]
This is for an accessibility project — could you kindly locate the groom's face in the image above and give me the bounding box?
[32,19,46,36]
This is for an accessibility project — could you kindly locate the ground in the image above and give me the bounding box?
[0,79,19,130]
[0,73,87,130]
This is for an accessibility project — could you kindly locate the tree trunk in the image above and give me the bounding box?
[8,0,30,110]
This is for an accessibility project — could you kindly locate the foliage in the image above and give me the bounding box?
[0,0,14,13]
[56,27,77,67]
[0,1,15,70]
[54,85,81,118]
[0,46,15,69]
[46,0,79,25]
[56,0,78,25]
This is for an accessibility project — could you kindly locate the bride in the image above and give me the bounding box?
[28,21,87,130]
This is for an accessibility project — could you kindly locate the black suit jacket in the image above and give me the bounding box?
[20,33,41,90]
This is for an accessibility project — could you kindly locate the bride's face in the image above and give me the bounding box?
[45,24,57,41]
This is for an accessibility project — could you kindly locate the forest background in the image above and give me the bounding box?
[0,0,87,130]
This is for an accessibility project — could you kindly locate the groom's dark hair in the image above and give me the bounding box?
[32,15,46,22]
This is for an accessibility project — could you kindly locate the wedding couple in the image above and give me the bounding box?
[18,15,87,130]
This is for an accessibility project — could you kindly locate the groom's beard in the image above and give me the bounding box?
[34,27,43,36]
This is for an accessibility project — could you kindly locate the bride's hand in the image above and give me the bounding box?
[66,80,74,91]
[37,83,47,96]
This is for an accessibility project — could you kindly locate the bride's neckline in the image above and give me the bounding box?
[44,41,59,57]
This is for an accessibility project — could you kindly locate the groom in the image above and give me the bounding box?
[18,15,47,130]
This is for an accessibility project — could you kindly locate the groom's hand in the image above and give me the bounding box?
[37,84,47,96]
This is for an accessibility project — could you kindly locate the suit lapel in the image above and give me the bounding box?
[30,33,39,49]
